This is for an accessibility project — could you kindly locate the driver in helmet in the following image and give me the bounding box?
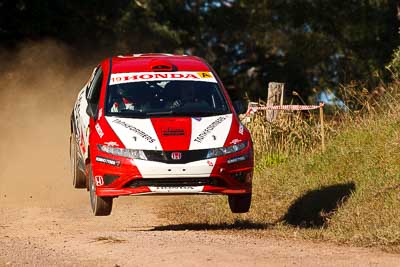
[110,86,135,112]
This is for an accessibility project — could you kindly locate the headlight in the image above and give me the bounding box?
[206,141,248,159]
[97,144,147,160]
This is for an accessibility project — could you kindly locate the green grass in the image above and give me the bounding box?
[162,83,400,250]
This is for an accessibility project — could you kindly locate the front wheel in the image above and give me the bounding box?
[228,194,252,213]
[89,165,113,216]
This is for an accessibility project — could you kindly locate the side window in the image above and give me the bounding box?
[87,68,103,103]
[86,67,98,94]
[86,67,103,118]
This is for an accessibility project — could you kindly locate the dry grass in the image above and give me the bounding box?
[162,80,400,250]
[246,109,333,170]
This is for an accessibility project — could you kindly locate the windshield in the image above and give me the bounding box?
[105,80,231,118]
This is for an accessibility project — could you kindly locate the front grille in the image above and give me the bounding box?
[144,149,209,164]
[124,178,225,188]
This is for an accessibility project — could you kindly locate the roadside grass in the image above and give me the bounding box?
[248,108,331,163]
[162,81,400,250]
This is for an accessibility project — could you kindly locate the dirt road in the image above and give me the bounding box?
[2,195,400,266]
[1,42,400,266]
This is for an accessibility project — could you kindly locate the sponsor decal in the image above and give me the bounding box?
[95,123,104,138]
[149,186,204,193]
[110,71,216,85]
[230,138,242,145]
[171,152,182,160]
[104,141,119,147]
[197,72,213,78]
[239,124,244,135]
[79,129,86,154]
[162,128,185,136]
[193,116,227,143]
[112,118,156,143]
[98,108,103,118]
[207,160,214,166]
[73,90,85,138]
[95,176,104,186]
[227,155,248,164]
[96,156,120,167]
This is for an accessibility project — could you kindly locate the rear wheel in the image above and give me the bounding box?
[70,135,86,188]
[228,194,252,213]
[89,165,113,216]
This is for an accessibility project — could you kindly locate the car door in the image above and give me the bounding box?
[74,66,102,159]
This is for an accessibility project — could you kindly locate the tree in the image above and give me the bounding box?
[1,0,398,101]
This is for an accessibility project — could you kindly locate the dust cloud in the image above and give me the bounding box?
[0,40,94,207]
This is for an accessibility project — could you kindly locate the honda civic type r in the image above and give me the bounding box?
[70,54,254,216]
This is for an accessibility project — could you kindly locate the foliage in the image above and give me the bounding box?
[387,47,400,80]
[0,1,398,100]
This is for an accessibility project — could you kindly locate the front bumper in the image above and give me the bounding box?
[91,146,253,197]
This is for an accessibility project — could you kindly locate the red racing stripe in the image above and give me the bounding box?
[150,117,192,151]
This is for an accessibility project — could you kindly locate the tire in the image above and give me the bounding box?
[89,165,113,216]
[228,193,252,213]
[70,135,86,188]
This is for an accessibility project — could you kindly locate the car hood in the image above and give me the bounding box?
[105,114,233,151]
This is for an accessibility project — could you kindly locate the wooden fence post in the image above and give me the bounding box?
[319,102,325,152]
[266,82,284,121]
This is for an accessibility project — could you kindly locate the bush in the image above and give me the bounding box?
[386,44,400,80]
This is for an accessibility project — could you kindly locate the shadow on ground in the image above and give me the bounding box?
[149,219,271,231]
[282,182,356,228]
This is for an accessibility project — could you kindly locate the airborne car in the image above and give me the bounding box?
[70,54,253,216]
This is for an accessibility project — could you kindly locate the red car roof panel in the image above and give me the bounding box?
[111,54,210,73]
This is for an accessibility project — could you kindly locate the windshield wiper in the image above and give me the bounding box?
[146,111,174,116]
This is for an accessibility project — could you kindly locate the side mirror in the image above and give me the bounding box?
[233,100,247,115]
[86,103,97,118]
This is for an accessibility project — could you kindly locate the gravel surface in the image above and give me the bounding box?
[1,192,400,266]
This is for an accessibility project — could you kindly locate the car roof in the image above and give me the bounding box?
[108,54,211,73]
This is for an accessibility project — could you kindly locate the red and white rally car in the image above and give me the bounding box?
[70,54,253,216]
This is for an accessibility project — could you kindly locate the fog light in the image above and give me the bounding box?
[103,174,120,185]
[231,171,246,183]
[231,170,253,184]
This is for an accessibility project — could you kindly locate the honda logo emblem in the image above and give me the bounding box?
[171,152,182,160]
